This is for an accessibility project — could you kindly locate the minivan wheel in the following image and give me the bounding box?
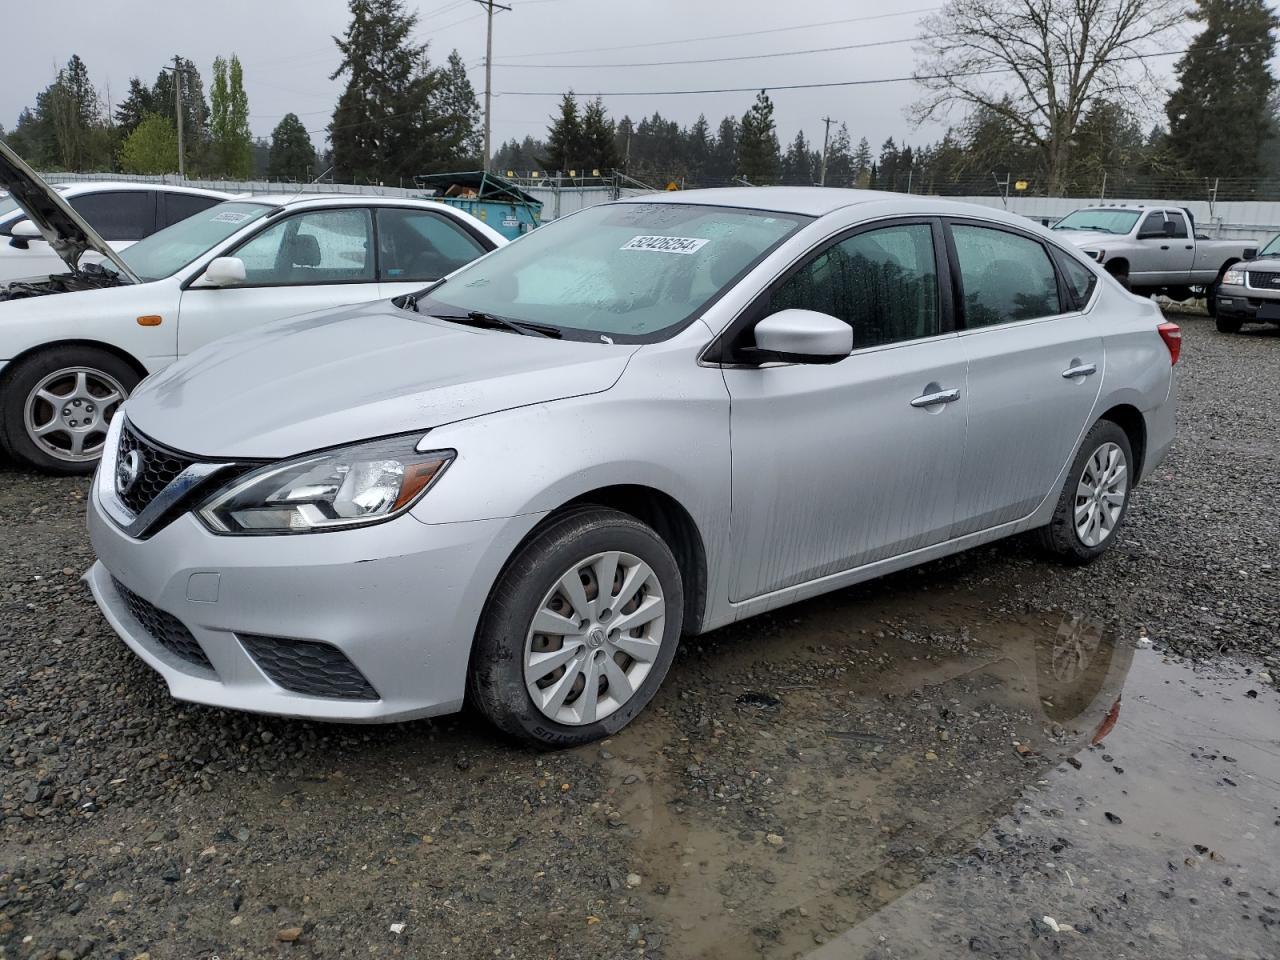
[468,507,684,747]
[0,346,138,474]
[1036,420,1134,564]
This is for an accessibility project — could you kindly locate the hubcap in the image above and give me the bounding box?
[523,550,666,726]
[1074,441,1127,547]
[23,366,127,463]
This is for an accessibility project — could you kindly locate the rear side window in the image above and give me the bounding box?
[951,224,1061,327]
[161,192,222,227]
[768,222,941,349]
[1055,252,1098,309]
[376,207,488,281]
[69,191,156,241]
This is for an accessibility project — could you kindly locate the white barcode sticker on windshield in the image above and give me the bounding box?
[621,235,709,255]
[212,211,252,223]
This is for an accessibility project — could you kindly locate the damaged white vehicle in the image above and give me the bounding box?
[0,143,505,473]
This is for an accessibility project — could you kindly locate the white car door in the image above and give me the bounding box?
[373,206,494,299]
[176,206,381,356]
[947,221,1104,537]
[722,220,968,602]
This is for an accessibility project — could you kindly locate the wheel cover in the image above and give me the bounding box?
[23,366,128,463]
[523,550,666,726]
[1074,441,1127,547]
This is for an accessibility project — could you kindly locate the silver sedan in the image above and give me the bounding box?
[86,188,1179,746]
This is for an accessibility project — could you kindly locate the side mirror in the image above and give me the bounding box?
[743,309,852,365]
[199,256,246,287]
[10,219,42,240]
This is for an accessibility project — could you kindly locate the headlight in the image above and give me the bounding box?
[1082,249,1104,261]
[1222,268,1245,286]
[198,435,453,535]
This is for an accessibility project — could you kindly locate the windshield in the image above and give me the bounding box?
[417,202,810,342]
[1259,233,1280,256]
[113,200,274,281]
[1051,209,1142,235]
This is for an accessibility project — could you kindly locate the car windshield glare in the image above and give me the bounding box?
[1052,210,1142,235]
[418,202,810,341]
[114,201,274,281]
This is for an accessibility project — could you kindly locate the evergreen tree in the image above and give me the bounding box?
[114,78,154,139]
[876,138,899,191]
[151,57,210,171]
[709,115,739,182]
[267,112,316,181]
[823,123,854,187]
[614,116,634,173]
[1167,0,1278,179]
[543,93,583,172]
[685,114,712,183]
[782,130,815,184]
[738,90,780,184]
[431,50,483,168]
[580,97,619,173]
[210,54,253,178]
[329,0,431,183]
[27,55,110,170]
[851,136,873,186]
[118,113,178,174]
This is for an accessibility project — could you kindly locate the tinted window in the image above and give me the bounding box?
[1056,251,1098,308]
[1138,212,1165,237]
[377,208,487,281]
[232,208,374,285]
[767,223,941,349]
[70,191,155,241]
[1168,213,1189,238]
[161,192,222,227]
[952,224,1061,327]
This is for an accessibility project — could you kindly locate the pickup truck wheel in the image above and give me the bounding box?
[1203,282,1221,317]
[0,347,138,474]
[1107,266,1131,291]
[1215,314,1243,334]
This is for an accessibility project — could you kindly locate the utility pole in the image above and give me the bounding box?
[164,55,185,178]
[818,116,835,186]
[473,0,512,172]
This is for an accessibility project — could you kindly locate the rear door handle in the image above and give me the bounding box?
[1061,362,1097,379]
[910,387,961,407]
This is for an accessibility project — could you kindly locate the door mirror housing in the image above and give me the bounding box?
[10,219,42,240]
[199,256,246,287]
[742,309,852,365]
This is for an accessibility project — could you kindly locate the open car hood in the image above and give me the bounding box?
[0,142,140,283]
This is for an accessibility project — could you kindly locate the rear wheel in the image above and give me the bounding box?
[1036,420,1134,564]
[0,346,138,474]
[468,507,684,747]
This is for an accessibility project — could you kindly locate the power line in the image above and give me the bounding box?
[493,8,941,60]
[494,34,928,69]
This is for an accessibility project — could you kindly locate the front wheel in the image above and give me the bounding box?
[1215,313,1243,334]
[0,346,138,474]
[1036,420,1134,564]
[468,507,684,747]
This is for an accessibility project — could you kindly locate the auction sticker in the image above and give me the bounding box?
[621,235,709,254]
[212,211,252,224]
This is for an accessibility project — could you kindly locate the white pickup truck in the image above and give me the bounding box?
[1049,205,1257,314]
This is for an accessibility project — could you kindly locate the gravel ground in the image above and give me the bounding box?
[0,314,1277,960]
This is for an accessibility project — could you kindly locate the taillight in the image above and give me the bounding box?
[1157,321,1181,364]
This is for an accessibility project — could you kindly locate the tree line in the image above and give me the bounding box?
[3,0,1278,200]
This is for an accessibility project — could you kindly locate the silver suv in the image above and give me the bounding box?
[86,188,1180,746]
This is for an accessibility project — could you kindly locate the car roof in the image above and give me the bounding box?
[225,192,475,211]
[622,186,883,217]
[54,181,229,198]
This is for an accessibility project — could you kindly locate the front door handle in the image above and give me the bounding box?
[910,387,961,407]
[1061,362,1097,379]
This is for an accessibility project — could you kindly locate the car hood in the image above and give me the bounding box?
[1237,256,1280,274]
[124,300,640,458]
[1051,229,1115,248]
[0,142,140,282]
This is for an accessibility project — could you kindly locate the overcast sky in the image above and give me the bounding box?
[4,0,1200,160]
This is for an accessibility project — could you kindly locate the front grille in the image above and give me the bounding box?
[112,578,214,672]
[239,634,379,700]
[116,423,196,516]
[1246,271,1280,291]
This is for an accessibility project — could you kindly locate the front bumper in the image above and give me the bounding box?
[87,485,542,722]
[1215,283,1280,321]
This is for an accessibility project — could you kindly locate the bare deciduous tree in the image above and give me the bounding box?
[912,0,1188,195]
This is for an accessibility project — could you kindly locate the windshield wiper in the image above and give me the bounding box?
[436,310,562,339]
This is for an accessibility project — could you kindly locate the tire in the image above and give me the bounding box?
[1106,265,1131,291]
[468,506,684,747]
[1215,313,1243,334]
[1204,281,1221,317]
[0,346,139,474]
[1036,420,1134,564]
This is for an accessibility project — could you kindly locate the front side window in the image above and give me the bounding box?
[70,191,155,241]
[377,208,487,281]
[232,208,374,285]
[116,201,273,281]
[1138,212,1166,237]
[767,223,941,349]
[417,202,809,342]
[952,224,1061,327]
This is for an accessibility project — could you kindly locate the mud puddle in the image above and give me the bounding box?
[589,597,1280,959]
